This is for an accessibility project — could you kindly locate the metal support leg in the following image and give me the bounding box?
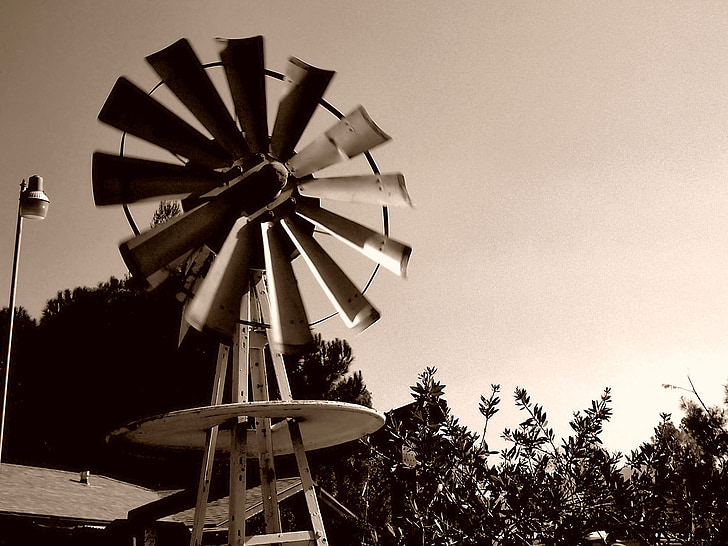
[259,275,328,545]
[250,277,282,538]
[229,291,250,545]
[270,352,292,402]
[190,343,229,546]
[256,279,292,404]
[289,419,328,546]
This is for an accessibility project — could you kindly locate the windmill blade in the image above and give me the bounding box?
[92,152,232,206]
[120,166,279,286]
[146,38,252,162]
[120,202,233,287]
[261,222,314,354]
[270,57,334,162]
[185,219,258,337]
[287,106,390,177]
[281,216,380,333]
[220,36,269,154]
[297,173,412,207]
[98,77,231,169]
[295,200,412,278]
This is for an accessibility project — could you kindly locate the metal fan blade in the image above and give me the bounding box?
[92,152,231,206]
[261,222,314,354]
[297,173,412,207]
[120,202,232,288]
[220,36,269,154]
[270,58,334,162]
[146,38,251,162]
[281,216,380,333]
[120,166,279,286]
[98,77,232,168]
[295,200,412,278]
[185,218,258,337]
[287,106,390,177]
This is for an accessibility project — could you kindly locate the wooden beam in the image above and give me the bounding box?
[229,290,250,545]
[190,343,229,546]
[243,530,315,545]
[288,419,327,545]
[250,277,281,537]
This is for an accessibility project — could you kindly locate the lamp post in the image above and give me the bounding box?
[0,176,50,466]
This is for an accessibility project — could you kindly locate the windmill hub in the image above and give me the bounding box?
[269,159,289,189]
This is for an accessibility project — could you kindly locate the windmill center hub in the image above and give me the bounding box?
[269,160,289,190]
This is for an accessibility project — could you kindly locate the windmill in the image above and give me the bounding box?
[93,36,412,545]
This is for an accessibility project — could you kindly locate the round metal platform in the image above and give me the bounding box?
[108,400,384,455]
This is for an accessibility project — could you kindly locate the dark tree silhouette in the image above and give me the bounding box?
[354,369,728,545]
[626,381,728,544]
[150,200,181,228]
[1,277,372,491]
[3,277,216,487]
[289,333,372,407]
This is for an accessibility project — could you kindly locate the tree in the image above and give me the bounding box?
[353,368,728,546]
[288,333,372,406]
[358,367,495,545]
[625,380,728,544]
[496,387,635,545]
[150,200,181,228]
[6,277,214,486]
[0,306,39,464]
[3,276,373,492]
[360,369,638,545]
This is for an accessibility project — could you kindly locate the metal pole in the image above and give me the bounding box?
[0,181,26,466]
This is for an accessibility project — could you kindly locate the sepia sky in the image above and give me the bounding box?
[2,0,728,454]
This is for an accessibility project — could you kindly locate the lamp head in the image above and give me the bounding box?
[20,175,50,220]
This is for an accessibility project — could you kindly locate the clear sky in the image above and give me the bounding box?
[2,0,728,455]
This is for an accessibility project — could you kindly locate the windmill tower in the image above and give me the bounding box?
[94,36,412,545]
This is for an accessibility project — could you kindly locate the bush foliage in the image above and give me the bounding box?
[354,368,728,545]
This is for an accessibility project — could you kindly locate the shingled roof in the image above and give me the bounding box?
[0,463,164,524]
[0,463,350,540]
[162,477,303,528]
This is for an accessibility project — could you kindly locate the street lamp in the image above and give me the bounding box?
[0,176,50,466]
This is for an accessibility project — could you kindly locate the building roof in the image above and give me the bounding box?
[0,463,164,524]
[0,463,343,533]
[164,477,302,528]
